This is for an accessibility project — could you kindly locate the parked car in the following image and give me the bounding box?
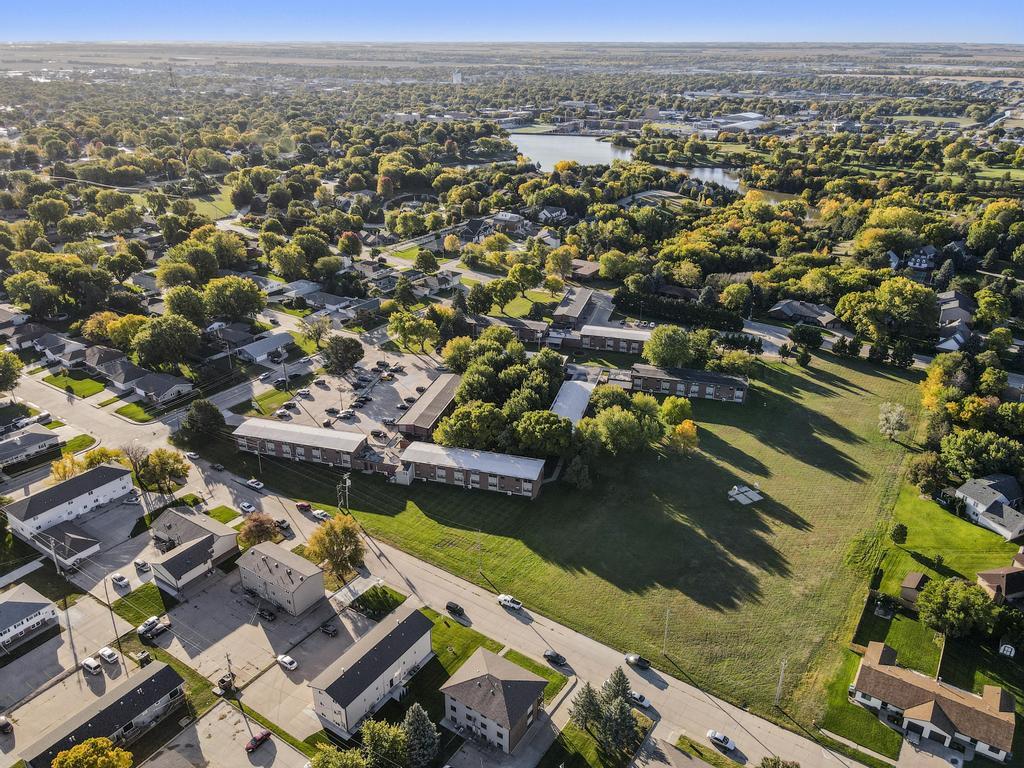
[284,400,299,409]
[325,406,340,415]
[320,622,338,637]
[246,478,265,490]
[245,730,272,753]
[628,691,650,708]
[259,371,271,381]
[273,377,286,388]
[322,419,333,427]
[340,409,355,419]
[391,364,405,373]
[625,653,651,669]
[357,395,372,402]
[351,401,364,409]
[380,372,396,381]
[396,403,409,411]
[370,429,387,439]
[543,649,567,666]
[445,601,465,617]
[315,377,327,386]
[382,417,397,426]
[275,519,291,531]
[81,657,102,676]
[137,616,160,635]
[296,501,312,511]
[376,360,388,368]
[276,654,298,670]
[312,509,331,521]
[707,731,735,752]
[133,560,150,571]
[497,594,523,611]
[0,716,12,734]
[98,646,119,664]
[275,408,289,418]
[185,451,199,460]
[257,608,276,622]
[436,364,450,372]
[403,396,417,403]
[240,502,256,514]
[415,386,427,393]
[111,573,129,589]
[211,463,225,471]
[296,388,311,397]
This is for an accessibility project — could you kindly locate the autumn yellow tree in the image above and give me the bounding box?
[50,454,84,482]
[52,737,132,768]
[670,420,699,454]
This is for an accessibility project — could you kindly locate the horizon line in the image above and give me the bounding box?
[3,39,1023,46]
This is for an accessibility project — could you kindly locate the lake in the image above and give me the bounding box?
[508,133,633,171]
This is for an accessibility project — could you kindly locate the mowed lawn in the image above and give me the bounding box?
[200,354,919,720]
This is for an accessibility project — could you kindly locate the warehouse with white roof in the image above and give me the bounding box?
[233,418,367,467]
[395,443,545,499]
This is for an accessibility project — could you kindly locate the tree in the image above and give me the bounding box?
[0,350,24,395]
[120,442,149,480]
[311,745,367,768]
[978,366,1009,397]
[143,448,190,494]
[918,578,998,638]
[670,420,699,453]
[402,703,439,768]
[5,270,60,315]
[322,335,365,375]
[413,250,439,274]
[133,314,201,368]
[659,396,692,426]
[107,314,149,350]
[52,737,132,768]
[442,233,460,255]
[789,324,824,349]
[466,283,492,314]
[388,312,438,352]
[514,410,573,457]
[940,429,1024,478]
[82,447,123,469]
[601,666,632,706]
[240,513,278,546]
[434,401,507,451]
[179,399,226,441]
[269,243,307,281]
[203,276,266,321]
[508,263,543,297]
[301,316,333,350]
[307,515,365,584]
[907,451,946,495]
[795,346,811,367]
[889,522,908,545]
[165,285,208,328]
[543,274,564,295]
[642,325,691,368]
[599,696,637,752]
[720,283,751,312]
[99,249,142,283]
[546,247,575,278]
[878,402,910,441]
[569,682,603,733]
[361,720,407,768]
[564,454,592,490]
[393,275,416,307]
[50,454,83,482]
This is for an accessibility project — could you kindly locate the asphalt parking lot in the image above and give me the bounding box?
[0,638,132,768]
[154,569,342,686]
[144,700,310,768]
[241,607,376,739]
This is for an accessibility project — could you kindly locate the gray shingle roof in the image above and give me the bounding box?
[3,464,131,522]
[0,583,53,631]
[238,541,322,596]
[440,648,547,729]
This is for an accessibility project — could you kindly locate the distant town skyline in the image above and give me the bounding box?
[6,0,1024,44]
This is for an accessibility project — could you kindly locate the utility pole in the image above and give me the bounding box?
[774,658,787,708]
[662,607,670,656]
[476,529,482,576]
[100,576,127,673]
[227,653,254,737]
[337,474,351,514]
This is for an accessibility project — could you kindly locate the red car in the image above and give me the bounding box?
[296,502,311,512]
[245,730,271,753]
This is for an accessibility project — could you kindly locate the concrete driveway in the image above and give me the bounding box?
[241,608,376,740]
[153,570,342,686]
[144,700,310,768]
[0,595,130,710]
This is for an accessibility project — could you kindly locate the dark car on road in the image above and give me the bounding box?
[403,396,417,403]
[273,378,287,388]
[320,622,338,637]
[296,501,311,511]
[245,730,272,753]
[543,649,567,666]
[625,653,651,669]
[211,463,224,471]
[445,601,465,617]
[397,403,408,410]
[257,608,276,622]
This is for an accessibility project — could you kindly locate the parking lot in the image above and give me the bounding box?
[153,569,343,687]
[0,595,130,711]
[144,700,310,768]
[0,623,133,768]
[241,607,376,739]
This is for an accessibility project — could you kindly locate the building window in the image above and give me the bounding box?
[488,476,498,488]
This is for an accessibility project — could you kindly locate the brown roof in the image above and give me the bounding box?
[977,565,1024,596]
[855,643,1016,751]
[440,649,547,730]
[901,572,928,592]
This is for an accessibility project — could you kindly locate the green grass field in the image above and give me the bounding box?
[852,606,942,676]
[43,371,106,398]
[503,649,568,703]
[491,289,558,319]
[62,434,96,454]
[539,712,652,768]
[111,582,177,626]
[196,353,919,724]
[890,114,977,127]
[391,245,420,261]
[116,401,157,422]
[820,649,904,759]
[206,505,238,524]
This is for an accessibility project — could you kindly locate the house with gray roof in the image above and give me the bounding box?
[36,520,101,571]
[768,299,842,330]
[441,648,548,753]
[0,583,57,650]
[132,372,193,404]
[150,508,238,595]
[237,332,293,363]
[0,424,59,468]
[238,541,324,616]
[94,356,149,391]
[955,474,1024,540]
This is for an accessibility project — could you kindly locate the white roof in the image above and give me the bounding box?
[549,380,595,425]
[400,442,545,481]
[233,418,367,453]
[580,324,651,342]
[238,332,292,358]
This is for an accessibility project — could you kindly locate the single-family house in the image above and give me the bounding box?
[19,662,186,768]
[767,299,842,330]
[977,550,1024,604]
[441,648,548,754]
[37,520,100,571]
[310,603,434,738]
[233,418,367,468]
[955,474,1024,540]
[395,443,545,499]
[0,583,58,649]
[236,332,293,364]
[851,642,1016,762]
[150,509,239,595]
[301,291,351,311]
[492,211,527,235]
[0,303,29,330]
[907,244,939,272]
[0,424,59,468]
[938,291,975,326]
[537,206,568,225]
[94,357,148,392]
[132,372,193,405]
[3,322,50,350]
[396,374,461,440]
[81,345,126,372]
[238,541,325,616]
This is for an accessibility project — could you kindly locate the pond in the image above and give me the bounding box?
[508,133,633,171]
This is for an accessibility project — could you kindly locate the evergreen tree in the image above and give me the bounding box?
[402,704,439,768]
[569,682,602,733]
[601,666,632,706]
[599,696,637,752]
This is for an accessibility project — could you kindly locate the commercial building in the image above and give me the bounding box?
[233,418,367,468]
[20,662,186,768]
[441,648,548,754]
[852,642,1015,763]
[310,603,434,738]
[0,424,59,468]
[0,583,57,650]
[150,509,239,595]
[396,374,461,439]
[238,541,325,616]
[395,443,545,499]
[579,324,651,355]
[627,364,748,403]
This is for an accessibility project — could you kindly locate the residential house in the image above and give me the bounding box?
[907,244,939,272]
[38,520,100,571]
[537,229,561,249]
[2,464,133,541]
[938,291,975,326]
[570,259,600,282]
[233,418,368,468]
[767,299,842,330]
[394,443,545,499]
[33,334,86,368]
[94,357,148,393]
[396,373,461,440]
[977,550,1024,604]
[851,641,1015,762]
[238,541,325,616]
[580,324,650,355]
[441,648,548,754]
[236,332,293,364]
[0,303,29,330]
[626,364,748,403]
[552,288,593,329]
[278,279,323,299]
[310,603,434,738]
[207,323,255,352]
[129,269,159,293]
[654,285,700,302]
[81,345,125,372]
[301,291,351,311]
[19,662,186,768]
[0,424,59,468]
[0,583,58,649]
[460,218,491,244]
[150,509,239,595]
[955,474,1024,540]
[3,322,50,350]
[537,206,568,225]
[492,211,528,236]
[132,372,193,405]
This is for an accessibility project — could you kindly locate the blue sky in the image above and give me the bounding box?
[5,1,1023,43]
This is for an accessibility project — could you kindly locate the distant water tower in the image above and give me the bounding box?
[452,70,463,85]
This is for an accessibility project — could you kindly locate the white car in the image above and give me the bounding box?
[628,690,650,708]
[277,654,298,671]
[185,452,199,460]
[707,731,735,751]
[81,657,102,676]
[111,573,129,588]
[240,502,256,514]
[137,616,160,634]
[497,594,523,611]
[259,371,271,381]
[98,646,119,664]
[296,388,311,397]
[312,509,331,521]
[340,409,355,419]
[275,408,289,418]
[246,479,265,490]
